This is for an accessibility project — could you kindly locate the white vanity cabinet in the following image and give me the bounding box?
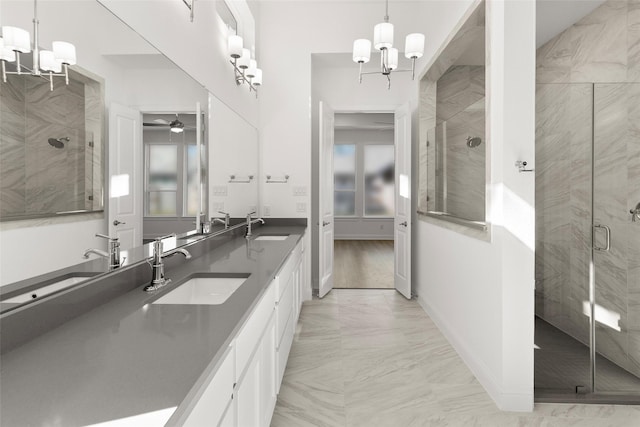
[180,235,305,427]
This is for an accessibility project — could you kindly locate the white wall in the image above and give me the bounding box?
[208,95,259,219]
[98,0,259,128]
[414,0,536,412]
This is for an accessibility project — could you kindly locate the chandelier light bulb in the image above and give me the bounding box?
[228,34,243,59]
[0,38,16,62]
[52,41,76,65]
[352,39,372,63]
[246,59,257,78]
[2,26,31,53]
[39,50,62,72]
[373,22,393,50]
[404,33,425,59]
[252,68,262,86]
[237,48,251,69]
[388,47,399,70]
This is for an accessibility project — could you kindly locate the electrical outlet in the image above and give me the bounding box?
[296,202,306,213]
[212,202,225,212]
[263,205,271,216]
[212,186,228,196]
[292,186,307,196]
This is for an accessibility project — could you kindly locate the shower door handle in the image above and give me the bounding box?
[593,224,611,252]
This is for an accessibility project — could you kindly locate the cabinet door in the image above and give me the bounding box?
[236,349,261,427]
[219,398,236,427]
[260,315,277,426]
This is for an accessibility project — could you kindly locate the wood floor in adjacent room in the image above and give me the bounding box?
[334,240,394,289]
[271,290,640,427]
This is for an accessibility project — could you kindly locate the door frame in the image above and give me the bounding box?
[318,103,412,297]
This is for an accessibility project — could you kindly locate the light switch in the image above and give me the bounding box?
[292,186,307,196]
[212,186,228,196]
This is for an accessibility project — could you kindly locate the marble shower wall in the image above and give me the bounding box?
[431,66,485,221]
[0,70,102,219]
[536,0,640,383]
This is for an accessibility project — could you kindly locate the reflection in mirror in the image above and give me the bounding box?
[418,0,486,230]
[0,67,104,221]
[0,1,209,297]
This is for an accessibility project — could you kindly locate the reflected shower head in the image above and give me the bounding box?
[466,136,482,148]
[48,137,69,149]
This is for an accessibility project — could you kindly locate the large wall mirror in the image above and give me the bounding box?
[0,0,259,300]
[417,0,487,233]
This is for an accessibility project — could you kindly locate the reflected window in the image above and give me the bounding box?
[185,144,199,216]
[334,144,356,216]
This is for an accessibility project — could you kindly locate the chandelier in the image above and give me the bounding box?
[0,0,77,91]
[352,0,425,89]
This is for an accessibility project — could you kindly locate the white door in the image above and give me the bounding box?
[108,103,142,250]
[318,101,335,298]
[394,103,412,299]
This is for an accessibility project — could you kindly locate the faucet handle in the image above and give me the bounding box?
[218,210,230,216]
[95,233,118,241]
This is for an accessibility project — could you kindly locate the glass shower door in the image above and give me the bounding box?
[592,83,640,394]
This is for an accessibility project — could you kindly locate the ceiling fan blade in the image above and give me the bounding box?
[143,122,169,127]
[153,118,171,124]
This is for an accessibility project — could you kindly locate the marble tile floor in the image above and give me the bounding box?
[271,289,640,427]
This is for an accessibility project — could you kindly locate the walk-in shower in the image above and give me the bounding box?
[535,81,640,402]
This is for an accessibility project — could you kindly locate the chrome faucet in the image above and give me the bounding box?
[144,233,192,292]
[194,212,211,234]
[83,233,124,270]
[245,211,265,239]
[212,211,231,229]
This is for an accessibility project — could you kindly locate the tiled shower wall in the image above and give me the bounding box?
[0,73,99,218]
[536,0,640,381]
[431,65,485,221]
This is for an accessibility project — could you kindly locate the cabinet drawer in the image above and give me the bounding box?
[276,276,294,348]
[275,240,303,299]
[182,345,234,427]
[236,282,276,381]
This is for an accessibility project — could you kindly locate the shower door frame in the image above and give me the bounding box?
[535,82,640,404]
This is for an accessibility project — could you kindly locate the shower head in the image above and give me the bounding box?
[466,136,482,148]
[48,137,69,149]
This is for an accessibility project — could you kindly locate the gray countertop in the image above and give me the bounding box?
[0,225,305,427]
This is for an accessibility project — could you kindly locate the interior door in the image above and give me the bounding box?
[394,103,412,299]
[318,101,335,298]
[108,103,142,250]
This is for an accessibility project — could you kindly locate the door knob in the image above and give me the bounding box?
[322,221,331,226]
[113,220,126,226]
[400,221,408,227]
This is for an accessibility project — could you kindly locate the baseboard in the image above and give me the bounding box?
[334,235,393,240]
[416,295,533,412]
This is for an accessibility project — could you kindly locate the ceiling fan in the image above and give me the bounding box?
[143,114,192,133]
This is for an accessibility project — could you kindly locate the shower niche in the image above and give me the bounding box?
[0,66,104,221]
[417,0,487,233]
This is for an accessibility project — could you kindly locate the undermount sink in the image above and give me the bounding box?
[254,235,289,241]
[152,274,250,305]
[2,274,95,304]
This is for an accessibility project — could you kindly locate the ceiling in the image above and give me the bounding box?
[313,0,606,70]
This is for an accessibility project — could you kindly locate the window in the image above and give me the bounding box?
[364,145,395,216]
[334,143,395,218]
[145,141,198,217]
[334,144,356,216]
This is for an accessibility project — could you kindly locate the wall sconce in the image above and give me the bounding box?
[1,0,77,91]
[227,34,261,96]
[182,0,194,22]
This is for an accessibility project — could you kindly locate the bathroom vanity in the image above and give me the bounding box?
[0,223,307,426]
